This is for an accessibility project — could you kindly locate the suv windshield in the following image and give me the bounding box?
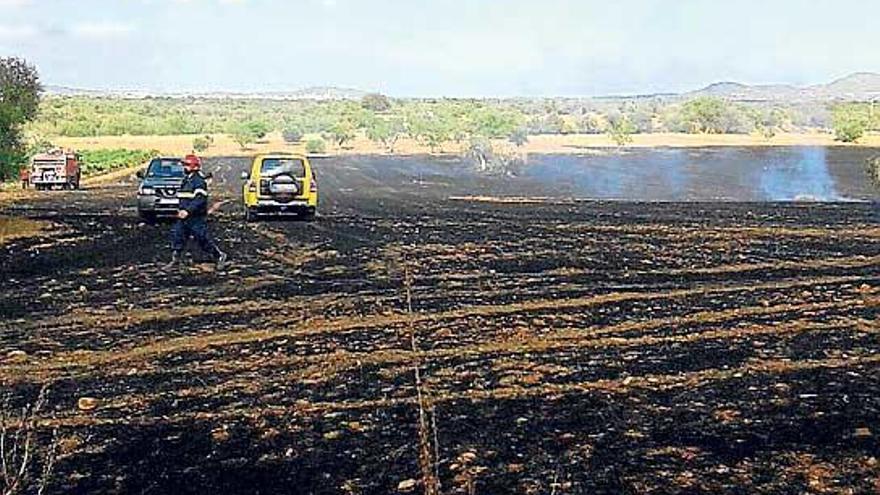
[146,159,184,178]
[261,158,305,178]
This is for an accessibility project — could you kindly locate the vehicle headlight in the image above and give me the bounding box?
[139,185,155,195]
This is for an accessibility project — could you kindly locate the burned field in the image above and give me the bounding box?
[1,155,879,494]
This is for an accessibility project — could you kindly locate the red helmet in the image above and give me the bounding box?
[182,154,202,170]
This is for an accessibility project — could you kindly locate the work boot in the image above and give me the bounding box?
[164,251,181,271]
[215,250,228,271]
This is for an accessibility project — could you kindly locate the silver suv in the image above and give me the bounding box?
[136,157,184,223]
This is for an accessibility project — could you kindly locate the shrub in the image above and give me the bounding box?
[282,127,304,143]
[361,93,392,112]
[228,122,259,149]
[579,114,604,134]
[1,386,59,495]
[607,114,636,147]
[192,135,213,152]
[305,138,326,154]
[508,127,529,147]
[526,113,565,134]
[246,120,270,140]
[832,105,869,143]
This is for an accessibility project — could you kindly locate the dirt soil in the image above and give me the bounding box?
[1,155,878,494]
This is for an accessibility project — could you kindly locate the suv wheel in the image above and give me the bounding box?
[139,211,157,224]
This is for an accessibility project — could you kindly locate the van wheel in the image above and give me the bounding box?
[301,208,316,221]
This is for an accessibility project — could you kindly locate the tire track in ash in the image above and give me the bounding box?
[3,273,873,382]
[17,286,876,418]
[9,251,874,344]
[64,314,872,418]
[10,284,875,420]
[34,353,880,428]
[16,293,863,400]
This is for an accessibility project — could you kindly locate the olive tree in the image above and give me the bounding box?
[0,57,41,180]
[750,108,789,140]
[365,116,406,153]
[229,122,259,149]
[405,110,452,153]
[607,113,636,147]
[361,93,392,113]
[324,120,357,149]
[678,97,727,133]
[832,104,869,143]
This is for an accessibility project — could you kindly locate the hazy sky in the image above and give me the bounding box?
[0,0,877,97]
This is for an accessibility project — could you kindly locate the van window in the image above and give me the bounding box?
[261,158,305,178]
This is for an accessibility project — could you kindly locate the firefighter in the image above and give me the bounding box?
[19,166,29,189]
[165,154,227,270]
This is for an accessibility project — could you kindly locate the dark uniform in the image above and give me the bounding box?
[170,170,225,265]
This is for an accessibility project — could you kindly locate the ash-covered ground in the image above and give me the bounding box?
[1,154,878,494]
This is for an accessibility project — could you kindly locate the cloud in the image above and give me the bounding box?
[0,0,32,7]
[0,20,135,41]
[166,0,246,4]
[0,24,37,38]
[175,0,250,4]
[71,22,135,40]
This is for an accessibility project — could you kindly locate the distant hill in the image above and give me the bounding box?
[44,85,142,98]
[43,85,370,100]
[812,72,880,99]
[687,82,802,101]
[687,72,880,102]
[282,86,370,100]
[45,73,880,102]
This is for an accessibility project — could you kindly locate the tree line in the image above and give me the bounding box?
[3,55,880,180]
[29,93,878,146]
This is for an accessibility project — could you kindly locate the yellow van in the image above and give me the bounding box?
[241,153,318,221]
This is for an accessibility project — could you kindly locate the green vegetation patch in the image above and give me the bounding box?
[79,149,157,176]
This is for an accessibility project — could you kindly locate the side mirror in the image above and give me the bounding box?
[240,171,249,180]
[136,170,145,179]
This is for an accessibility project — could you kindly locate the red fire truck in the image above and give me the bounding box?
[30,149,82,190]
